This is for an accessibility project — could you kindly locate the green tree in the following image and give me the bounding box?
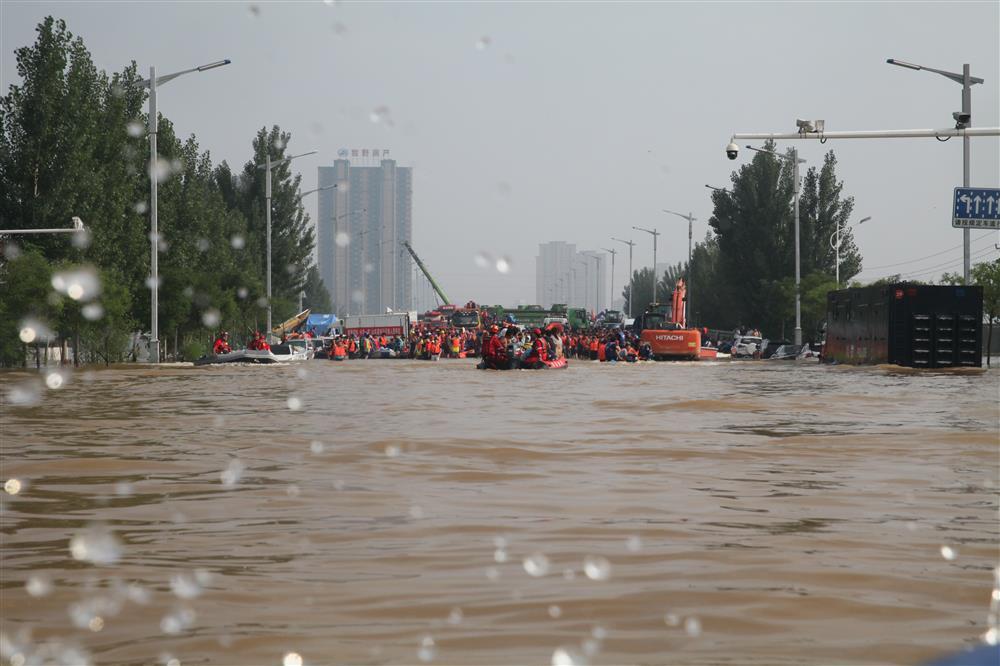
[302,264,333,312]
[708,142,861,337]
[0,250,62,366]
[799,151,859,281]
[215,126,315,324]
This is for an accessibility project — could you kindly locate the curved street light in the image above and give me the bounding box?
[830,216,871,287]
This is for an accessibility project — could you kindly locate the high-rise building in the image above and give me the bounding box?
[317,156,412,315]
[535,242,606,312]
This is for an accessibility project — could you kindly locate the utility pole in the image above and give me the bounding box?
[633,226,660,306]
[601,248,617,311]
[611,237,636,318]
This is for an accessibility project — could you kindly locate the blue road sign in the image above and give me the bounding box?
[953,187,1000,229]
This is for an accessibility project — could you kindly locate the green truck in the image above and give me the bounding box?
[486,304,590,330]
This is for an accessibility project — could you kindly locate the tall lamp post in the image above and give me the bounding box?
[745,145,807,345]
[601,248,617,311]
[257,150,318,336]
[611,237,635,318]
[887,58,983,282]
[831,216,871,287]
[136,59,231,363]
[632,226,660,306]
[662,209,696,325]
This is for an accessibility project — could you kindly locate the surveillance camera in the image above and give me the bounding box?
[725,142,739,160]
[952,111,971,129]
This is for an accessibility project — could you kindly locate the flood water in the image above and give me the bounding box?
[1,359,998,666]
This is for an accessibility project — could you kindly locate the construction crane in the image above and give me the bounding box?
[402,241,450,306]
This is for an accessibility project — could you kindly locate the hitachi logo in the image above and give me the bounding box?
[654,334,685,341]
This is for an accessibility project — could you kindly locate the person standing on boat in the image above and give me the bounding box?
[213,331,232,354]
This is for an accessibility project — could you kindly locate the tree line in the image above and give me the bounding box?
[0,17,331,366]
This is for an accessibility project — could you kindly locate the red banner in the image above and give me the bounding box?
[344,326,404,336]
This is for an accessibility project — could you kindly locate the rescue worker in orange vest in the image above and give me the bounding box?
[249,331,271,351]
[213,331,232,354]
[331,337,348,361]
[589,337,600,361]
[484,326,508,369]
[523,328,548,368]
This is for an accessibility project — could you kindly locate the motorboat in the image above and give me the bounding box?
[477,357,568,370]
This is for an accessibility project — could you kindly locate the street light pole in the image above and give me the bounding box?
[137,59,230,363]
[601,248,617,311]
[632,226,660,305]
[745,144,807,345]
[612,237,636,318]
[830,215,871,287]
[0,217,86,235]
[258,150,317,336]
[887,58,983,282]
[662,209,696,325]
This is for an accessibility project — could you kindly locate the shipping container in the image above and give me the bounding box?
[824,284,982,368]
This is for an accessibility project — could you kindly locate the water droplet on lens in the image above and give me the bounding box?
[82,303,104,321]
[5,478,23,495]
[551,647,583,666]
[363,262,374,274]
[664,612,679,627]
[231,234,246,250]
[134,201,149,214]
[447,607,463,625]
[473,252,491,268]
[19,327,36,343]
[684,616,702,637]
[583,556,611,581]
[417,635,436,662]
[237,287,249,299]
[626,535,642,552]
[88,616,104,632]
[287,396,303,411]
[547,604,562,618]
[940,545,957,561]
[409,504,424,519]
[335,232,350,247]
[384,443,400,458]
[310,441,325,454]
[151,157,172,183]
[69,525,123,565]
[351,290,364,303]
[562,568,575,580]
[201,309,221,328]
[170,573,204,599]
[220,459,245,488]
[25,575,52,597]
[126,121,144,137]
[496,257,511,274]
[196,238,210,252]
[283,653,303,666]
[523,553,550,577]
[146,276,162,290]
[248,4,260,16]
[52,267,101,301]
[494,548,508,563]
[475,36,492,51]
[581,638,600,657]
[485,566,500,581]
[256,296,268,308]
[44,370,67,390]
[286,484,301,498]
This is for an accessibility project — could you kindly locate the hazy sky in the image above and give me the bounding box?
[3,1,998,306]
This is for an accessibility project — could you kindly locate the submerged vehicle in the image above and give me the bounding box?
[195,341,312,365]
[633,280,701,360]
[824,283,982,368]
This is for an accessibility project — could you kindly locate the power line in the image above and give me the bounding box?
[890,246,999,281]
[859,232,995,271]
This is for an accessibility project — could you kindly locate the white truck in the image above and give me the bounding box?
[339,313,411,338]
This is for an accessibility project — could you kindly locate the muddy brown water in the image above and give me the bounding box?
[1,359,998,666]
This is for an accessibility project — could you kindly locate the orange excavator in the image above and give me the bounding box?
[633,279,702,360]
